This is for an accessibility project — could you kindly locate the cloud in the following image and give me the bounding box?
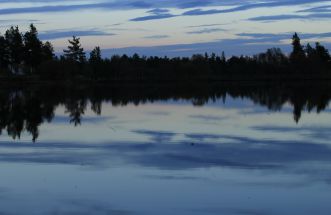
[186,28,226,34]
[297,5,331,13]
[130,6,177,21]
[147,8,170,14]
[130,13,176,21]
[1,0,330,16]
[99,31,331,57]
[39,29,115,40]
[186,23,229,28]
[143,35,169,39]
[249,13,331,22]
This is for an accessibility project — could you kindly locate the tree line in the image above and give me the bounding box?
[0,25,330,81]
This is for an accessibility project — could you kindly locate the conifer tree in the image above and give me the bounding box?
[24,24,42,72]
[89,46,102,64]
[41,41,55,61]
[63,36,86,63]
[0,35,9,70]
[315,42,330,62]
[5,26,24,73]
[289,33,305,64]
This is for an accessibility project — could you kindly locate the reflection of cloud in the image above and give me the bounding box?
[51,198,132,215]
[144,111,170,116]
[132,129,176,143]
[142,174,203,181]
[52,116,114,124]
[0,129,331,185]
[189,114,229,122]
[192,207,270,215]
[252,125,331,141]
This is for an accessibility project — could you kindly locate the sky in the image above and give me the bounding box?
[1,0,331,57]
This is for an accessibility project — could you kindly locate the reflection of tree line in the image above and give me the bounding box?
[0,83,330,141]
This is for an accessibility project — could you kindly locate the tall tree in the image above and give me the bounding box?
[289,33,305,64]
[24,24,42,72]
[0,35,9,70]
[63,36,86,63]
[5,26,24,73]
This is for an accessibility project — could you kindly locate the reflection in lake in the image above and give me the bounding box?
[0,82,331,215]
[0,82,331,141]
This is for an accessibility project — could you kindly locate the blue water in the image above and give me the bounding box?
[0,98,330,215]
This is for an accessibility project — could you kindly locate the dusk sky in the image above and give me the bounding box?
[1,0,331,57]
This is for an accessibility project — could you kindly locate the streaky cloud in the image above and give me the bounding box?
[249,13,331,21]
[186,28,226,34]
[130,13,176,21]
[0,0,330,16]
[40,29,115,40]
[143,35,169,39]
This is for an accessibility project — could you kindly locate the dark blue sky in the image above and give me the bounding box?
[1,0,331,56]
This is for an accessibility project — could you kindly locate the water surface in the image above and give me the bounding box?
[0,83,330,215]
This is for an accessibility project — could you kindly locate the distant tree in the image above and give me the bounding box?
[0,35,9,70]
[264,48,287,64]
[5,26,24,73]
[41,41,55,61]
[63,36,86,63]
[290,33,306,64]
[306,42,330,64]
[89,46,102,64]
[315,42,330,62]
[24,24,43,72]
[221,51,226,63]
[305,43,315,60]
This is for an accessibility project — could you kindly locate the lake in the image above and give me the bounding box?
[0,83,330,215]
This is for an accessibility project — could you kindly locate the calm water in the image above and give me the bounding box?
[0,84,330,215]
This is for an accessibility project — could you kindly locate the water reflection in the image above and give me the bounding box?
[0,82,331,141]
[0,83,331,215]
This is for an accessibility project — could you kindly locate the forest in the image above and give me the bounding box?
[0,24,331,82]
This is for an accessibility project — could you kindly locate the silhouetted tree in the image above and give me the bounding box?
[41,41,55,61]
[24,24,42,73]
[0,35,9,71]
[5,26,24,73]
[63,36,86,63]
[315,42,330,63]
[290,33,305,64]
[89,46,102,64]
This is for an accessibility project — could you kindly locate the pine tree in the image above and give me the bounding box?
[41,41,54,62]
[305,43,315,59]
[289,33,305,64]
[24,24,42,72]
[89,46,102,64]
[5,26,24,73]
[0,35,9,70]
[63,36,86,63]
[315,42,330,62]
